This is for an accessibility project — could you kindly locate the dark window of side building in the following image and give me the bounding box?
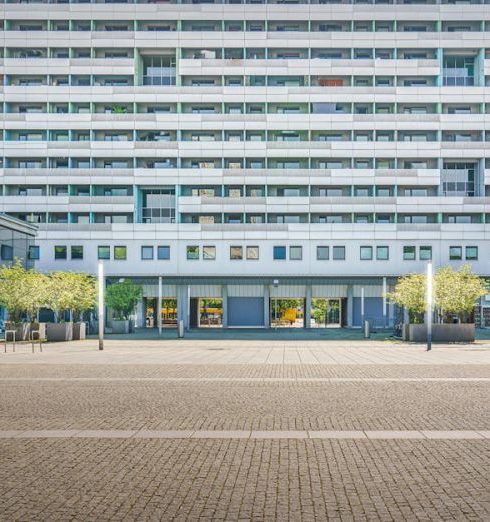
[403,246,416,260]
[71,245,83,260]
[54,245,67,260]
[376,246,389,260]
[28,245,40,260]
[114,246,127,260]
[97,245,110,260]
[419,246,432,260]
[317,246,329,260]
[273,246,286,260]
[1,244,13,261]
[332,246,345,260]
[449,246,462,260]
[141,246,154,260]
[186,246,199,260]
[360,246,373,260]
[157,246,170,260]
[465,246,478,260]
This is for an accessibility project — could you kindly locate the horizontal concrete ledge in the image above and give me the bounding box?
[1,377,489,383]
[1,430,489,440]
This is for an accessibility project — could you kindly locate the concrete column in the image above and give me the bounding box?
[222,284,228,328]
[347,285,353,327]
[382,277,387,328]
[157,276,162,335]
[136,299,145,329]
[305,286,312,328]
[263,285,270,328]
[177,285,189,329]
[403,306,409,324]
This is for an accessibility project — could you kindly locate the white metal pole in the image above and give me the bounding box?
[158,276,163,335]
[382,277,387,328]
[98,260,104,351]
[426,260,433,351]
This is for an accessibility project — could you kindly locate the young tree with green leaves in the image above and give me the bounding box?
[105,280,143,320]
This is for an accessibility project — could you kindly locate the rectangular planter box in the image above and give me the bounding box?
[46,322,74,342]
[72,322,86,340]
[5,322,31,341]
[408,323,475,343]
[111,320,130,334]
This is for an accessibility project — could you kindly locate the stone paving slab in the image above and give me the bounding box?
[0,439,488,521]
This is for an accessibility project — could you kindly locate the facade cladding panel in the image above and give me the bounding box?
[228,297,265,327]
[1,0,490,328]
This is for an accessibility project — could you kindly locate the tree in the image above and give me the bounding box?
[0,260,48,322]
[105,280,142,320]
[388,265,488,323]
[386,273,426,323]
[435,265,487,322]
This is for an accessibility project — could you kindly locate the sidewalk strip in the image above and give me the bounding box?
[1,430,488,440]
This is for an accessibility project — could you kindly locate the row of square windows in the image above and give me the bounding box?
[13,244,479,262]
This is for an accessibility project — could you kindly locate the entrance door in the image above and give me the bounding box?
[311,298,341,328]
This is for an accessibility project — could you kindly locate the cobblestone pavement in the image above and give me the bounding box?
[1,340,489,520]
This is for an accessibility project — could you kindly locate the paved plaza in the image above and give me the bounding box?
[0,338,489,521]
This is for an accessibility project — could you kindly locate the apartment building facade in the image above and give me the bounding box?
[1,0,490,329]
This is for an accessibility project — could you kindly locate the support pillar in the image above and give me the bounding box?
[382,277,387,328]
[136,299,145,329]
[177,285,189,329]
[264,286,270,328]
[222,285,228,328]
[305,286,312,328]
[347,285,353,327]
[157,276,162,335]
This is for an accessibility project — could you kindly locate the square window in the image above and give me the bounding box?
[419,246,432,260]
[157,245,170,260]
[403,246,416,260]
[54,245,67,260]
[332,246,345,260]
[97,245,110,260]
[273,245,286,260]
[289,245,302,260]
[203,245,216,260]
[465,246,478,260]
[28,245,40,260]
[376,246,389,260]
[71,245,83,260]
[230,246,243,260]
[114,245,127,260]
[246,246,259,260]
[360,246,373,260]
[449,246,462,260]
[317,246,329,260]
[186,245,199,260]
[141,246,154,260]
[0,244,13,261]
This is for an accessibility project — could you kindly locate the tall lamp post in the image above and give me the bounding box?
[426,260,433,351]
[98,260,104,351]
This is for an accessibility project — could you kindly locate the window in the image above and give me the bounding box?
[403,246,416,260]
[273,246,287,260]
[157,246,170,260]
[1,244,13,261]
[71,245,83,260]
[332,246,345,260]
[186,246,199,260]
[465,246,478,260]
[246,246,259,260]
[230,246,243,260]
[203,245,216,260]
[28,245,40,260]
[360,246,373,260]
[419,246,432,261]
[141,246,154,260]
[449,246,462,260]
[376,246,389,261]
[54,245,67,260]
[98,246,110,260]
[317,246,329,260]
[114,246,127,261]
[289,246,303,260]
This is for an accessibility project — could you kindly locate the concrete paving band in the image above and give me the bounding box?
[1,430,489,440]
